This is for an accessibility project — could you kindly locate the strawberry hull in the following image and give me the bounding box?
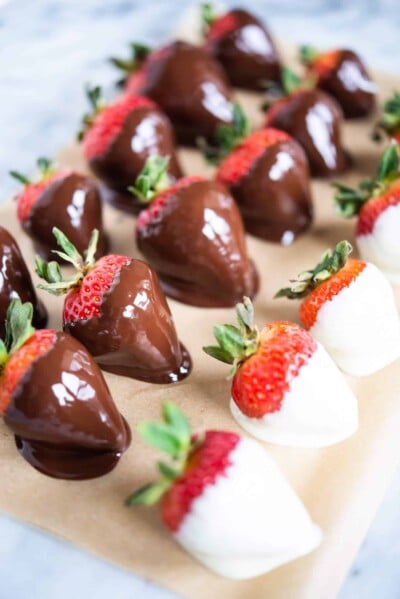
[173,436,322,579]
[230,342,358,447]
[228,138,313,243]
[0,226,47,337]
[64,259,191,383]
[21,173,108,261]
[205,8,281,91]
[136,180,259,307]
[265,89,350,177]
[3,332,130,480]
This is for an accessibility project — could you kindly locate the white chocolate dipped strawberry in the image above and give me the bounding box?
[126,402,321,580]
[334,145,400,284]
[203,298,358,447]
[276,240,400,376]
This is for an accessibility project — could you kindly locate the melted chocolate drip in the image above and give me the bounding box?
[137,180,259,307]
[317,49,376,119]
[89,105,183,205]
[64,260,191,383]
[137,41,234,145]
[267,89,350,177]
[4,332,131,480]
[207,9,281,90]
[23,173,108,261]
[0,226,47,337]
[230,139,313,243]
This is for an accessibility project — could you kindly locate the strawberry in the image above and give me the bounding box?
[35,227,191,383]
[334,144,400,284]
[10,157,107,261]
[201,4,281,91]
[299,45,376,118]
[78,86,182,210]
[213,126,313,243]
[113,40,235,145]
[203,297,358,446]
[275,240,400,376]
[373,92,400,144]
[130,156,259,307]
[264,67,350,177]
[126,401,322,579]
[0,299,130,479]
[0,226,47,338]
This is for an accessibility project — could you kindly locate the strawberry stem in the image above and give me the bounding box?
[275,240,352,300]
[198,102,250,164]
[334,145,400,217]
[128,155,171,204]
[77,85,107,141]
[201,2,217,35]
[203,297,260,376]
[0,300,36,373]
[110,42,152,85]
[35,227,99,296]
[125,401,196,507]
[373,91,400,141]
[10,157,55,187]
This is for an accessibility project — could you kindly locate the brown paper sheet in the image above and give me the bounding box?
[1,24,400,599]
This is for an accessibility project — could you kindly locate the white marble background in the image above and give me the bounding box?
[1,1,400,597]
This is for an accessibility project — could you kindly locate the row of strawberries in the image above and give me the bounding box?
[2,2,400,580]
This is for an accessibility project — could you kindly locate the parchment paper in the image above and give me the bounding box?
[1,24,400,599]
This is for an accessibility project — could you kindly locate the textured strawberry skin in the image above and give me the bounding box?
[357,182,400,236]
[216,128,291,186]
[82,95,157,160]
[136,176,204,232]
[0,330,55,414]
[125,46,172,96]
[300,259,366,330]
[231,321,317,419]
[16,172,70,223]
[161,430,240,532]
[63,255,131,323]
[206,12,239,44]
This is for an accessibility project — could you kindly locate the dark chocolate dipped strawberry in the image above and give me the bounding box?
[114,40,235,146]
[0,300,130,480]
[0,226,47,337]
[130,156,259,307]
[264,68,350,177]
[373,92,400,144]
[36,228,191,383]
[299,46,376,119]
[201,3,281,91]
[78,86,182,213]
[11,158,107,261]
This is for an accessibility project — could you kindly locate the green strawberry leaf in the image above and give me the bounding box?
[377,144,399,183]
[126,481,169,507]
[281,67,302,95]
[52,227,83,268]
[5,299,35,355]
[158,461,180,480]
[202,344,234,364]
[199,102,249,164]
[128,155,171,203]
[137,421,183,457]
[9,170,30,186]
[162,401,191,446]
[298,45,319,66]
[201,2,216,33]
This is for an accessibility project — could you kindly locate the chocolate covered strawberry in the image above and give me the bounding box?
[126,401,321,579]
[275,240,400,376]
[78,86,182,212]
[204,298,358,446]
[264,68,350,177]
[299,45,376,118]
[0,226,47,337]
[201,3,281,90]
[11,157,107,261]
[115,40,235,145]
[213,126,313,243]
[131,156,259,307]
[373,92,400,144]
[334,145,400,284]
[36,228,191,383]
[0,300,130,480]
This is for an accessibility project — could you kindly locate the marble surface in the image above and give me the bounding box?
[1,1,400,597]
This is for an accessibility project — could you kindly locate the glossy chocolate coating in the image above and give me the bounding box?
[230,139,313,243]
[317,49,376,119]
[0,226,47,337]
[65,259,191,383]
[139,41,234,145]
[267,89,350,177]
[4,332,131,480]
[207,9,281,90]
[137,180,259,307]
[89,105,183,196]
[23,173,108,261]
